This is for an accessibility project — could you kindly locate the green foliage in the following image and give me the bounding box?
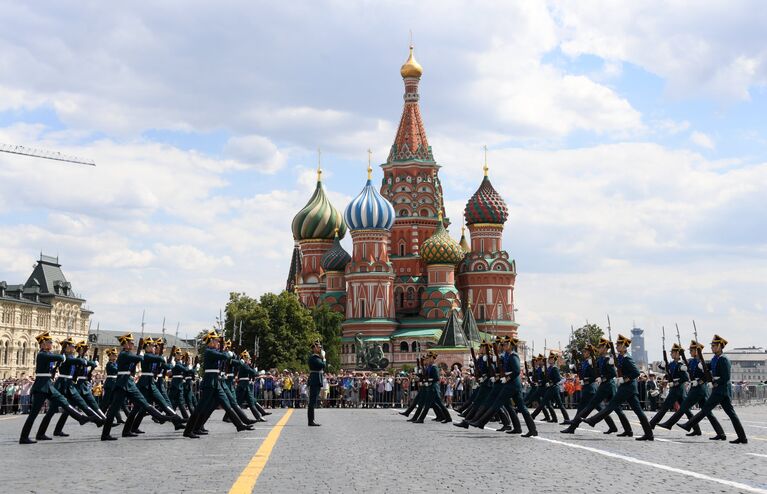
[565,323,605,364]
[224,291,320,372]
[311,303,343,373]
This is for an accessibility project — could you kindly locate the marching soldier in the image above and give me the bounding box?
[220,339,258,426]
[532,351,570,424]
[583,334,654,441]
[307,339,326,427]
[169,348,191,420]
[561,338,631,435]
[454,342,495,427]
[19,332,94,444]
[657,340,726,439]
[678,335,747,444]
[524,355,554,422]
[183,330,253,438]
[36,337,104,439]
[101,333,177,441]
[648,342,700,435]
[234,350,266,422]
[183,353,198,413]
[128,338,186,435]
[467,336,537,437]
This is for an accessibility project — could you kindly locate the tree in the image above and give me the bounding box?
[565,323,605,364]
[312,303,343,373]
[224,291,319,372]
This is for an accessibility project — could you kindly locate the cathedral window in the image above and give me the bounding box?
[411,341,420,352]
[382,343,390,353]
[359,299,366,318]
[400,341,409,352]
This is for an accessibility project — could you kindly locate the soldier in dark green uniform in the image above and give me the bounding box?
[524,355,554,422]
[454,342,495,427]
[19,332,94,444]
[467,336,537,437]
[678,335,747,444]
[70,340,107,428]
[584,334,653,441]
[307,339,325,427]
[648,343,700,435]
[657,340,726,439]
[101,348,127,425]
[531,351,570,424]
[234,350,266,422]
[101,333,177,441]
[183,331,254,438]
[155,339,173,407]
[182,352,198,413]
[128,337,186,434]
[169,348,191,420]
[561,338,631,435]
[36,337,105,439]
[220,339,257,426]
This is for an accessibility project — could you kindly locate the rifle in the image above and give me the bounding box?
[607,314,621,378]
[492,342,502,379]
[692,320,713,383]
[675,323,688,365]
[661,326,672,383]
[523,359,533,386]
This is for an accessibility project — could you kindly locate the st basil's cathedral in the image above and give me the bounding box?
[287,46,517,369]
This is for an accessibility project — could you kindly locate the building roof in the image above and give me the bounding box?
[462,308,481,343]
[391,328,442,339]
[88,329,195,350]
[437,309,469,347]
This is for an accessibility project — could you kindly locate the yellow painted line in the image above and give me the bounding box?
[228,409,293,494]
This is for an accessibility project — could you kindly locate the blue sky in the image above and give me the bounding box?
[0,1,765,360]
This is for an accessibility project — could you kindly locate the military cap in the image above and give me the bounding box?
[503,335,520,346]
[670,343,683,352]
[240,350,250,359]
[224,339,233,349]
[35,331,52,344]
[536,353,545,361]
[202,330,220,342]
[117,333,134,345]
[59,337,75,347]
[616,334,632,346]
[711,334,728,347]
[548,351,558,360]
[173,347,182,355]
[75,340,88,350]
[142,337,156,347]
[105,348,117,356]
[597,337,611,348]
[689,340,704,350]
[494,335,503,343]
[426,350,438,359]
[583,343,597,354]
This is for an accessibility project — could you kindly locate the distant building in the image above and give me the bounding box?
[0,254,92,378]
[704,347,767,384]
[87,329,197,371]
[630,327,648,369]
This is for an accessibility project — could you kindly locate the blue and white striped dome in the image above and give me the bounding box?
[344,177,395,231]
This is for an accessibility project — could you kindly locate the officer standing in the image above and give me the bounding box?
[307,339,325,427]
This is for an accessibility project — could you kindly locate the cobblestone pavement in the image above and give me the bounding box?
[1,405,766,493]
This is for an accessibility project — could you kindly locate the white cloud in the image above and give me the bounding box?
[690,131,715,150]
[224,135,286,174]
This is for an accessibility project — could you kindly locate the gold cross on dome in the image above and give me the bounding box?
[367,148,373,179]
[483,145,488,176]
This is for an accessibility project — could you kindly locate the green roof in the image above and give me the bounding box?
[340,336,390,343]
[391,328,442,339]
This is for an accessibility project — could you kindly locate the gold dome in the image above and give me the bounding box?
[400,45,423,78]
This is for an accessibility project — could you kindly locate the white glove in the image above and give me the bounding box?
[680,364,687,372]
[195,364,200,371]
[483,356,488,362]
[161,355,167,363]
[138,350,144,356]
[321,350,326,360]
[93,360,99,366]
[596,377,602,384]
[608,357,614,365]
[569,364,576,370]
[226,351,234,358]
[698,362,704,371]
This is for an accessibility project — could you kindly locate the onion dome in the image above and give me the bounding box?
[400,45,423,78]
[459,225,471,253]
[344,165,395,230]
[291,168,347,241]
[420,213,464,265]
[464,164,508,226]
[321,229,351,272]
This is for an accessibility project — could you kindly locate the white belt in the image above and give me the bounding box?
[184,377,192,380]
[58,375,73,379]
[105,375,116,379]
[76,377,88,381]
[204,369,220,373]
[239,378,250,382]
[172,376,184,379]
[226,374,234,377]
[117,371,131,375]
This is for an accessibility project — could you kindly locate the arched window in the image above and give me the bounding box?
[21,342,27,365]
[395,288,404,308]
[420,209,429,217]
[382,343,390,353]
[2,341,7,364]
[406,287,415,301]
[359,300,366,318]
[399,243,406,256]
[479,305,486,320]
[399,341,409,352]
[411,341,420,352]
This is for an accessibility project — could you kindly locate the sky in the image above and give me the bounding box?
[0,1,765,361]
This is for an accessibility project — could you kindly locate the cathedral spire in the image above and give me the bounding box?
[388,44,433,163]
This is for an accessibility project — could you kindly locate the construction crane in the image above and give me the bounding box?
[0,143,95,166]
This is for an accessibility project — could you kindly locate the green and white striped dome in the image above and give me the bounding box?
[291,175,347,241]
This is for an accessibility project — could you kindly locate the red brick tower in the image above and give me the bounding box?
[457,158,518,337]
[380,45,447,317]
